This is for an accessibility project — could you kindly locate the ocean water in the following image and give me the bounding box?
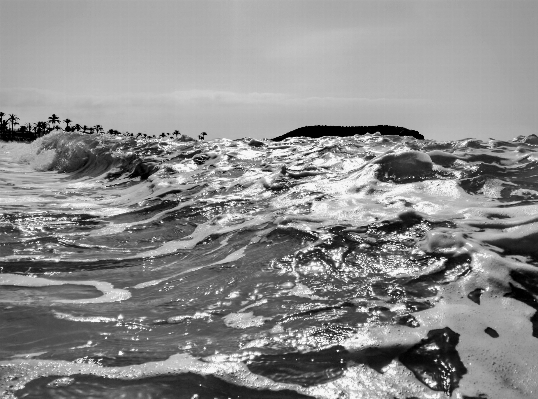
[2,131,538,398]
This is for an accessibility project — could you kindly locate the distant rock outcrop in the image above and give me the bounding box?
[271,125,423,141]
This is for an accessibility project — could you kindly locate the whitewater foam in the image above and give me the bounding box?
[0,274,131,303]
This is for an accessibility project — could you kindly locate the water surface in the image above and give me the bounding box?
[2,131,538,398]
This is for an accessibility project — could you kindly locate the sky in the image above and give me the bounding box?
[1,0,537,141]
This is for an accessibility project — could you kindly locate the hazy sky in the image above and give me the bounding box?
[1,0,537,141]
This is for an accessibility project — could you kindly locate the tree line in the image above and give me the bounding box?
[0,111,207,142]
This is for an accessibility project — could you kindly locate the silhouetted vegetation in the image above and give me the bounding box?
[0,111,203,143]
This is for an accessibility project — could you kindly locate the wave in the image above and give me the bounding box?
[4,132,538,398]
[2,131,167,180]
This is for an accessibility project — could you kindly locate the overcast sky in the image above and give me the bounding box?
[1,0,537,141]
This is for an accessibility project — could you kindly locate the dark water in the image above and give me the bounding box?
[2,131,538,398]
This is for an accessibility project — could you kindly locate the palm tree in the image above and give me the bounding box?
[94,125,103,134]
[73,124,82,132]
[48,114,60,129]
[0,112,5,133]
[8,114,19,133]
[82,125,88,134]
[63,118,72,131]
[36,121,48,137]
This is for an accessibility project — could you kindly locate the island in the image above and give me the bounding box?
[271,125,424,141]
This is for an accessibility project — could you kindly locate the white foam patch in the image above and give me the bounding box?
[134,215,272,259]
[170,163,197,173]
[0,274,130,303]
[132,277,170,289]
[88,222,130,236]
[340,249,538,399]
[480,178,506,198]
[287,283,324,300]
[309,362,446,399]
[0,350,447,399]
[0,353,282,397]
[52,311,118,323]
[512,188,538,197]
[415,254,538,398]
[64,180,102,189]
[223,311,270,329]
[209,245,247,265]
[234,148,264,159]
[88,201,192,236]
[72,341,97,349]
[133,245,250,289]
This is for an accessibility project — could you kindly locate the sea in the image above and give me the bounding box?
[2,130,538,398]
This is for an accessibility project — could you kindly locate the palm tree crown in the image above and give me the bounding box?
[48,114,60,127]
[8,114,19,133]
